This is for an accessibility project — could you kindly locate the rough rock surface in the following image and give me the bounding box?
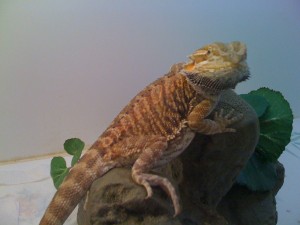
[217,162,285,225]
[77,90,283,225]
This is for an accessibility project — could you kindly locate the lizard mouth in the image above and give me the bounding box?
[181,58,250,93]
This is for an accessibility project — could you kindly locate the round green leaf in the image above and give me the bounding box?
[64,138,85,156]
[236,153,277,191]
[250,88,293,162]
[240,94,269,117]
[50,156,70,189]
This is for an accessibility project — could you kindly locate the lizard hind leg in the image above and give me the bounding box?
[131,136,181,216]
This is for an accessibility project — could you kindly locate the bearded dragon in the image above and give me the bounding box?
[39,41,250,225]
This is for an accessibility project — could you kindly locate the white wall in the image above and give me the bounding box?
[1,0,300,161]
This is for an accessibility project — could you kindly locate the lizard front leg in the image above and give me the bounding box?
[131,136,181,216]
[187,99,242,135]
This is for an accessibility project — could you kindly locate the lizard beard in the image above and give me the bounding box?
[185,72,228,96]
[184,70,250,96]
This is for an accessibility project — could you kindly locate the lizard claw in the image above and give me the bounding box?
[214,109,243,133]
[142,181,153,199]
[173,204,181,217]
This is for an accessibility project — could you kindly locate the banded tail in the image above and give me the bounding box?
[39,148,116,225]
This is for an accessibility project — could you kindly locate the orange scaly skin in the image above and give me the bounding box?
[40,41,250,225]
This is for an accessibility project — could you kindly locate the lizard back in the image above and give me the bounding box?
[91,64,198,156]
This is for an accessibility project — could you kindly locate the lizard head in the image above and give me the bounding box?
[181,41,250,95]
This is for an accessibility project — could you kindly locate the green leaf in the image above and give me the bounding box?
[50,156,70,189]
[64,138,85,167]
[240,94,269,117]
[64,138,85,156]
[65,138,85,167]
[250,88,293,162]
[236,153,277,191]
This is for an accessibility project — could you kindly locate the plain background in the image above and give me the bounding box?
[1,0,299,161]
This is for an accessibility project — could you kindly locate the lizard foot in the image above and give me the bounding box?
[132,172,181,216]
[214,109,243,133]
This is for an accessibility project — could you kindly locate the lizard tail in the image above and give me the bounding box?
[39,148,116,225]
